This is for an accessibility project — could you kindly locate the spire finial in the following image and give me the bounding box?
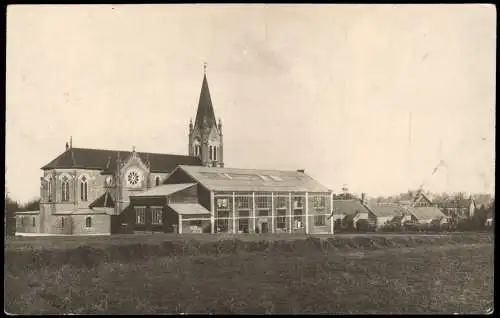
[203,62,207,74]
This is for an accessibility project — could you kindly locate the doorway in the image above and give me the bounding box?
[261,222,269,234]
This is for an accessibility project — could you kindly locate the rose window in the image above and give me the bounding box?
[127,171,140,185]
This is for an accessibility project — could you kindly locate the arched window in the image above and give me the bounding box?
[193,139,201,157]
[155,176,161,186]
[213,146,217,161]
[209,146,213,161]
[47,177,53,202]
[80,176,88,201]
[85,217,92,228]
[61,176,70,202]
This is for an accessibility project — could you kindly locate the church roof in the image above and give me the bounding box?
[89,191,116,209]
[41,147,202,172]
[194,73,217,129]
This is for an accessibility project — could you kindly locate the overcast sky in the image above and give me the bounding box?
[6,4,496,202]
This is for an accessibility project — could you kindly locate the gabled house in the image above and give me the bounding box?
[405,206,448,224]
[434,197,475,219]
[331,199,375,229]
[366,203,406,228]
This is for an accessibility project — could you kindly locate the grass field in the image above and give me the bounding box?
[4,234,494,314]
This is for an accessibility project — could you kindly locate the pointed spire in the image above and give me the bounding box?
[194,65,217,129]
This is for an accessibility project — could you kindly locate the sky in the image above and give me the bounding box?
[5,4,496,203]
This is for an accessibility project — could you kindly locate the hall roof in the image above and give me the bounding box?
[172,165,331,193]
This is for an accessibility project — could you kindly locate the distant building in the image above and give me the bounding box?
[331,199,374,229]
[405,206,448,224]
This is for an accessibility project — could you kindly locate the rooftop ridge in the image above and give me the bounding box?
[69,147,197,158]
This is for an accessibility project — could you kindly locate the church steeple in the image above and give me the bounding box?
[188,63,224,168]
[194,67,217,130]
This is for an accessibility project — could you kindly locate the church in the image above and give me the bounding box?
[16,68,334,236]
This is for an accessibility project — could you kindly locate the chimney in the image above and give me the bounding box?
[297,169,305,173]
[65,142,69,151]
[361,193,366,204]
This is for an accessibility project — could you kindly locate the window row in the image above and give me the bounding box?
[45,175,89,202]
[57,216,92,228]
[215,195,328,211]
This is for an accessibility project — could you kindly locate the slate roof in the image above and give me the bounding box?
[175,165,331,193]
[367,203,405,218]
[131,183,196,198]
[41,147,202,172]
[168,203,211,215]
[331,199,371,217]
[194,73,217,129]
[89,191,115,209]
[408,206,446,220]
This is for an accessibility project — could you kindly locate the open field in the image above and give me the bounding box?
[5,234,494,314]
[4,232,491,251]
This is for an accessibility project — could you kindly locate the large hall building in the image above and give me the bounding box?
[16,69,333,235]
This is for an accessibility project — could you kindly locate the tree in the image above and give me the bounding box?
[18,198,40,212]
[4,193,19,236]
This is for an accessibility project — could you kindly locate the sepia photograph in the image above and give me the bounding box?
[5,4,495,314]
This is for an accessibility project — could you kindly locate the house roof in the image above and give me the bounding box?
[131,183,196,198]
[41,147,202,172]
[194,73,217,130]
[168,203,211,215]
[367,203,405,218]
[175,165,331,193]
[89,191,115,209]
[408,206,446,220]
[332,199,370,217]
[434,198,471,208]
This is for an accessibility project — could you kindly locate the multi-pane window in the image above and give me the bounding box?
[258,209,269,216]
[80,176,88,201]
[277,209,287,229]
[216,197,230,210]
[155,176,161,186]
[238,210,250,233]
[313,196,326,208]
[293,196,304,209]
[216,211,229,232]
[60,217,65,228]
[213,146,217,161]
[135,207,146,225]
[314,215,326,226]
[236,196,251,209]
[276,197,288,209]
[151,207,163,225]
[256,196,271,209]
[85,217,92,228]
[32,217,36,227]
[293,209,303,228]
[61,176,70,202]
